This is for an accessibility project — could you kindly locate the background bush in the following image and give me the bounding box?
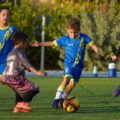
[1,0,120,71]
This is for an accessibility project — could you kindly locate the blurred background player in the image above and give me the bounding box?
[1,31,46,113]
[112,47,120,97]
[0,6,17,77]
[30,17,101,109]
[112,47,120,61]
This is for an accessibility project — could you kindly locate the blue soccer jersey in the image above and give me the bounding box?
[54,33,93,82]
[0,24,17,74]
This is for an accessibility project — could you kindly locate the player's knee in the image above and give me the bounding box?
[33,84,40,93]
[70,82,76,88]
[63,77,71,85]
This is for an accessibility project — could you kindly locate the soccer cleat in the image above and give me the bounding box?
[52,99,60,109]
[15,102,32,112]
[112,85,120,97]
[59,99,64,108]
[13,107,32,113]
[52,99,64,109]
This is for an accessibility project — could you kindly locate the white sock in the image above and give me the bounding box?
[54,90,63,99]
[61,92,67,99]
[54,85,65,99]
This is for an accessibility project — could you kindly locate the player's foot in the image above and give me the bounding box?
[15,102,32,112]
[113,85,120,97]
[52,99,64,109]
[52,99,60,109]
[59,99,64,108]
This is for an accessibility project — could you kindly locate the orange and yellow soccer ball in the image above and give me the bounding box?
[63,96,80,113]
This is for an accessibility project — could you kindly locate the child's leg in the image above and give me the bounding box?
[0,75,6,84]
[62,79,77,99]
[14,84,39,113]
[62,68,82,99]
[52,76,70,109]
[14,93,32,113]
[14,87,39,113]
[0,75,2,82]
[54,76,70,99]
[20,84,39,102]
[21,90,39,102]
[15,92,23,104]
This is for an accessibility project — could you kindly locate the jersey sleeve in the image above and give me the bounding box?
[54,36,66,47]
[84,34,92,44]
[18,51,32,71]
[82,34,93,46]
[12,26,18,32]
[10,25,18,37]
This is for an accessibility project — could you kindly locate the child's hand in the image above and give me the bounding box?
[37,71,47,76]
[112,55,118,61]
[29,40,40,47]
[96,54,105,61]
[96,54,102,59]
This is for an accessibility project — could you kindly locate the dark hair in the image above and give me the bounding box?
[67,17,80,30]
[0,6,11,14]
[12,31,28,46]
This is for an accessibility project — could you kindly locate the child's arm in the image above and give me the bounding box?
[90,43,101,57]
[112,47,120,61]
[29,67,46,76]
[18,51,47,76]
[30,40,55,47]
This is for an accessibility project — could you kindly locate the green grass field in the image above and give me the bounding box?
[0,76,120,120]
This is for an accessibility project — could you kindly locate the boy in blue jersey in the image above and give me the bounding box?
[30,17,101,109]
[0,6,17,76]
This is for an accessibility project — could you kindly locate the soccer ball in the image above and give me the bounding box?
[63,96,80,112]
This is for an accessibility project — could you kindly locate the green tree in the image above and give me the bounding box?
[46,1,120,71]
[1,0,120,71]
